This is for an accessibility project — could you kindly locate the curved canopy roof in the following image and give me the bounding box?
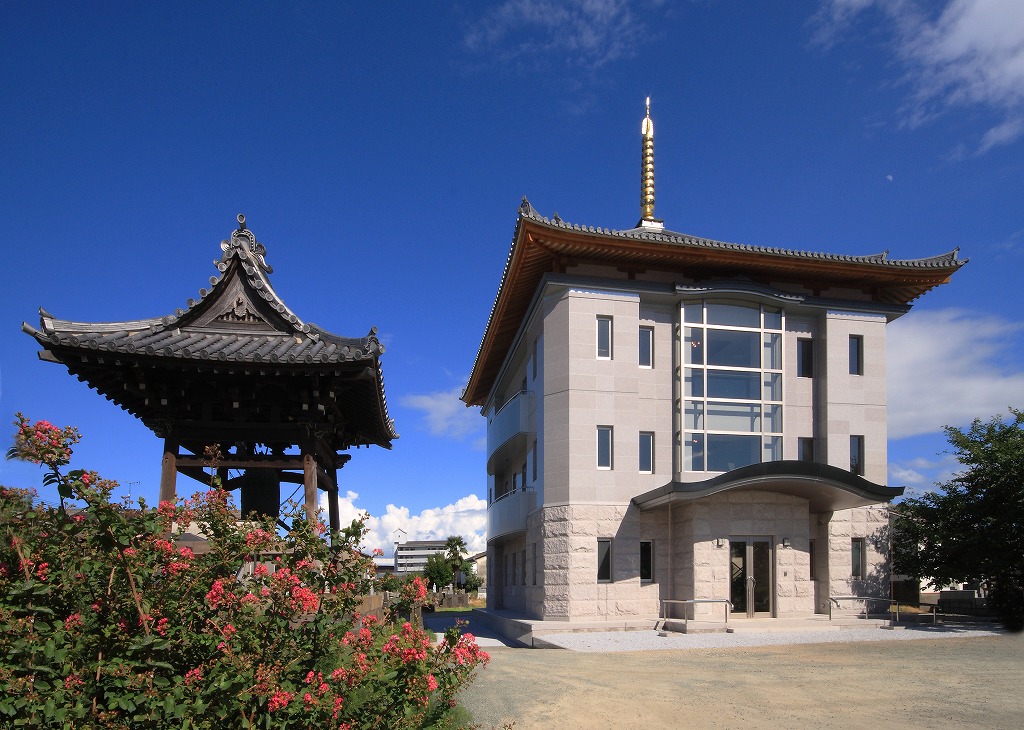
[632,460,904,514]
[23,216,397,452]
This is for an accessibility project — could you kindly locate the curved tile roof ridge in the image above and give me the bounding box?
[518,197,966,270]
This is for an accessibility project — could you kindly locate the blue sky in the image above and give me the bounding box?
[2,1,1022,555]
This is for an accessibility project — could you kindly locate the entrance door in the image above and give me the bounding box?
[730,538,773,617]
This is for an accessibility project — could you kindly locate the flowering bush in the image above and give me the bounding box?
[1,414,488,728]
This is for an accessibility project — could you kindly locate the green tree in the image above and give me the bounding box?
[892,408,1024,632]
[444,535,469,588]
[423,553,454,590]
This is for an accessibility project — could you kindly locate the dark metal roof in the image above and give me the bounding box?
[22,216,397,450]
[632,460,904,514]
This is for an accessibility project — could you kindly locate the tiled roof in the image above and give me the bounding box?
[516,197,965,271]
[23,217,398,447]
[462,198,967,406]
[24,223,384,366]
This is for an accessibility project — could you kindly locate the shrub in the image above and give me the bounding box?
[1,414,488,728]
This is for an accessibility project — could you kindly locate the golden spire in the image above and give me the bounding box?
[639,97,662,229]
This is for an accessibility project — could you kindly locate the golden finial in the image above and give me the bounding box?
[639,97,660,227]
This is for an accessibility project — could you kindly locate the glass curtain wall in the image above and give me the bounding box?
[683,301,784,472]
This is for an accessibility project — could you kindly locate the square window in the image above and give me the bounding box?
[597,426,613,469]
[851,537,865,579]
[640,540,654,582]
[597,317,613,359]
[639,432,654,473]
[797,338,814,378]
[849,335,864,375]
[597,539,612,582]
[851,435,865,476]
[639,326,654,367]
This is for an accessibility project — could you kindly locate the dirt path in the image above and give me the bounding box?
[461,635,1024,729]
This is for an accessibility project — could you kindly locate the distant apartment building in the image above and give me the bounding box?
[393,540,447,576]
[462,101,964,621]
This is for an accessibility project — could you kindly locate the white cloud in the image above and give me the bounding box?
[887,308,1024,439]
[814,0,1024,153]
[464,0,657,70]
[320,490,487,558]
[400,385,483,441]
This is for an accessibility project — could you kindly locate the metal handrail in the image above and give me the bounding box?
[828,595,889,620]
[660,598,733,631]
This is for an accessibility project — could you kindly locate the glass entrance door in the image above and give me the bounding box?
[730,538,773,617]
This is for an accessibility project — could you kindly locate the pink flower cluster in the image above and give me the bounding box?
[12,415,78,467]
[244,527,275,550]
[267,690,294,713]
[381,621,430,664]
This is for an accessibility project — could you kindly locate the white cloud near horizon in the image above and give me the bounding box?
[464,0,658,70]
[814,0,1024,153]
[400,385,483,443]
[320,490,487,558]
[887,308,1024,440]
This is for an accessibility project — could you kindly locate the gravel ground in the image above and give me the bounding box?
[460,627,1024,729]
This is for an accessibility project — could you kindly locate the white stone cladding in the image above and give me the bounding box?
[483,278,901,621]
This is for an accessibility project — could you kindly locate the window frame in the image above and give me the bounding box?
[597,538,612,582]
[851,537,865,579]
[850,434,865,476]
[639,325,654,368]
[849,334,864,376]
[596,316,613,359]
[597,426,613,469]
[639,431,654,474]
[797,338,814,378]
[639,540,654,582]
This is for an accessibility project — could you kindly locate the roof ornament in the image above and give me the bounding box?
[229,213,272,273]
[639,97,664,231]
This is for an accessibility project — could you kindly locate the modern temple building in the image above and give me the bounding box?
[463,101,965,621]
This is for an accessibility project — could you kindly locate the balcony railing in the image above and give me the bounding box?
[487,487,536,541]
[486,390,533,475]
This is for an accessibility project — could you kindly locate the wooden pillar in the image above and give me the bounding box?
[328,484,341,538]
[302,450,318,524]
[159,437,178,505]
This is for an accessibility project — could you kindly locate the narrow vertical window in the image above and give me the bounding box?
[798,437,814,462]
[639,431,654,473]
[797,338,814,378]
[639,540,653,582]
[597,426,613,469]
[639,326,654,367]
[851,435,865,476]
[597,539,612,582]
[851,537,865,579]
[849,335,864,375]
[809,539,816,580]
[597,316,612,359]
